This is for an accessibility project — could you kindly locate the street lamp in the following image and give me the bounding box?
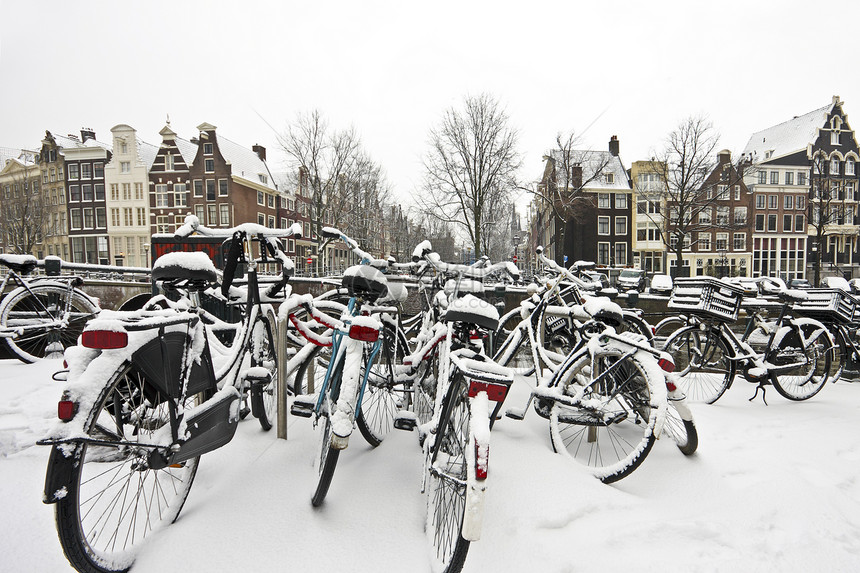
[143,243,150,268]
[717,249,728,278]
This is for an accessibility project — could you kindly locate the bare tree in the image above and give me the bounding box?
[279,110,361,257]
[644,116,751,274]
[808,151,840,285]
[0,157,45,255]
[419,94,521,258]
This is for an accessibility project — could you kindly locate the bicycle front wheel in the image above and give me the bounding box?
[1,283,99,363]
[250,308,278,431]
[662,325,735,404]
[311,396,340,507]
[53,362,202,573]
[426,374,470,573]
[770,320,831,401]
[548,353,658,483]
[663,392,698,455]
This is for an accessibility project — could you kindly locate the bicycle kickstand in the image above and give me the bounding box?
[749,381,768,405]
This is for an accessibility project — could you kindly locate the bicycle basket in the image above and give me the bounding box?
[668,277,744,321]
[792,288,856,324]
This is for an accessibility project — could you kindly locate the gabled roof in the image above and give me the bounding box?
[0,147,35,167]
[136,138,159,169]
[549,149,631,191]
[47,132,112,154]
[741,103,831,163]
[217,135,276,191]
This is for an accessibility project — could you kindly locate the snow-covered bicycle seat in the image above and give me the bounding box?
[152,251,218,286]
[0,253,38,274]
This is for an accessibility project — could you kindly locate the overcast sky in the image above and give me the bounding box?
[2,0,859,212]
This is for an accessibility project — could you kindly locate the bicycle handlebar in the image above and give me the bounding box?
[320,226,389,269]
[174,214,303,240]
[413,246,520,282]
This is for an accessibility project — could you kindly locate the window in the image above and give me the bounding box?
[208,205,218,225]
[257,213,265,225]
[717,185,729,200]
[614,194,628,209]
[83,208,94,229]
[734,206,747,225]
[768,214,777,231]
[614,243,626,265]
[204,158,215,173]
[846,182,855,201]
[798,172,807,186]
[698,208,712,224]
[258,191,265,206]
[783,214,792,232]
[734,186,741,200]
[69,185,81,202]
[847,158,856,176]
[123,207,133,226]
[598,193,610,208]
[218,179,228,196]
[110,184,119,200]
[110,208,120,226]
[784,195,793,210]
[156,216,170,234]
[758,171,767,184]
[206,180,216,201]
[606,173,615,184]
[795,214,804,231]
[288,239,295,253]
[268,215,275,228]
[68,164,79,180]
[155,184,169,207]
[120,142,128,154]
[614,216,627,235]
[259,174,268,184]
[137,208,146,226]
[715,233,728,251]
[831,158,840,175]
[755,215,765,231]
[121,162,130,173]
[768,195,778,209]
[195,204,205,221]
[204,143,213,155]
[733,233,746,251]
[70,209,82,230]
[94,163,104,178]
[81,164,92,179]
[267,194,275,208]
[598,216,610,235]
[94,184,104,200]
[135,182,143,199]
[174,183,187,207]
[164,154,174,171]
[797,195,805,210]
[220,204,230,226]
[192,180,203,197]
[716,206,729,225]
[698,233,711,251]
[785,172,794,186]
[756,194,765,209]
[597,242,610,265]
[832,130,841,145]
[82,184,93,201]
[42,171,48,184]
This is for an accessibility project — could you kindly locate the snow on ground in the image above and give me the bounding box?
[2,357,860,572]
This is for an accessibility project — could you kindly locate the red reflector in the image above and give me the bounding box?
[467,380,509,402]
[475,439,488,481]
[658,358,675,373]
[58,400,76,421]
[63,360,68,369]
[666,381,677,392]
[82,330,128,349]
[348,324,379,343]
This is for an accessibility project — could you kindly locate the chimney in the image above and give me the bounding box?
[253,144,266,161]
[718,149,732,164]
[81,128,95,142]
[609,135,619,157]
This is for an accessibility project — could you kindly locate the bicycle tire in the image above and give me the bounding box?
[653,315,687,346]
[770,319,831,401]
[663,398,698,455]
[426,373,470,573]
[311,399,340,507]
[54,361,204,573]
[548,352,658,483]
[356,325,408,447]
[250,308,278,431]
[1,283,99,363]
[662,325,735,404]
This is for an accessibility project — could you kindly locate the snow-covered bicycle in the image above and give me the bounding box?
[38,215,300,573]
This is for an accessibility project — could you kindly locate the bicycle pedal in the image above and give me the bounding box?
[290,401,314,418]
[239,406,251,420]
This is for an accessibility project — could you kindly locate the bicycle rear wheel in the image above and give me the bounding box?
[426,374,470,573]
[662,325,735,404]
[1,283,99,363]
[53,362,203,573]
[548,353,658,483]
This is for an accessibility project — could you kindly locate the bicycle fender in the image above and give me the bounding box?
[42,443,81,504]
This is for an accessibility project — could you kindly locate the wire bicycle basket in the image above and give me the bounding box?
[792,288,857,324]
[668,277,744,322]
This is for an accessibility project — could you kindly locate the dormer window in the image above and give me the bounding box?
[606,173,614,183]
[120,142,128,154]
[259,174,268,184]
